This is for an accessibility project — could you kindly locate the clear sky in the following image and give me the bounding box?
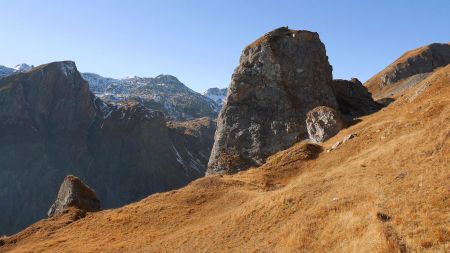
[1,0,448,93]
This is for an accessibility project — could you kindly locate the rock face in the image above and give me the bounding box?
[331,78,382,118]
[48,175,100,217]
[0,61,215,235]
[306,106,344,143]
[365,43,450,99]
[207,27,338,174]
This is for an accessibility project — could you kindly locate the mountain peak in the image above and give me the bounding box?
[203,87,227,106]
[154,74,182,84]
[32,61,79,78]
[13,63,33,72]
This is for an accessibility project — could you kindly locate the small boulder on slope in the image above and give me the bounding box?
[306,106,344,143]
[48,175,100,217]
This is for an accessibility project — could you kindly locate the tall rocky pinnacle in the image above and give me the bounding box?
[207,27,339,174]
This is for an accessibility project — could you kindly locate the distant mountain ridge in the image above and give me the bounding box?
[0,63,33,77]
[82,73,221,120]
[203,87,227,107]
[0,64,223,120]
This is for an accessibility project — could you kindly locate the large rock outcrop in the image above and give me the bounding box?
[331,78,382,118]
[207,27,338,174]
[365,43,450,99]
[48,175,100,217]
[0,61,215,235]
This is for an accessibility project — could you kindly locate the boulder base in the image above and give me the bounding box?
[48,175,100,217]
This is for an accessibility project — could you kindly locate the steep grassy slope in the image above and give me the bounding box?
[1,65,449,252]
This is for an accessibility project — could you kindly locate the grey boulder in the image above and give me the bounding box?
[306,106,344,143]
[48,175,100,217]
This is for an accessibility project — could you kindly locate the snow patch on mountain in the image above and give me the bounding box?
[14,63,33,72]
[81,73,220,120]
[0,63,34,78]
[203,87,227,107]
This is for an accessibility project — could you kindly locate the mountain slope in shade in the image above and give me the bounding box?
[0,61,215,235]
[2,63,449,251]
[82,73,220,120]
[0,65,14,77]
[364,42,450,99]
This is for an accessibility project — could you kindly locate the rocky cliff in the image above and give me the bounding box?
[207,28,383,174]
[0,62,215,235]
[207,27,339,174]
[364,43,450,99]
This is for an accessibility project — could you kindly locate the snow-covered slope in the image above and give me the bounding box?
[1,63,221,120]
[14,63,33,72]
[82,73,220,120]
[203,87,227,107]
[0,63,33,78]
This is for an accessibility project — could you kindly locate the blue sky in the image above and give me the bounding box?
[1,0,448,92]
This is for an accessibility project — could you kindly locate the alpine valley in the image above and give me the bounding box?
[0,26,449,253]
[0,62,223,235]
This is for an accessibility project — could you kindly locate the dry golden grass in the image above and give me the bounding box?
[1,66,449,253]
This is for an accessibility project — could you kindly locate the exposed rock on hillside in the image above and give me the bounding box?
[331,78,382,118]
[306,106,344,143]
[365,43,450,99]
[48,175,100,217]
[207,27,338,174]
[0,61,215,235]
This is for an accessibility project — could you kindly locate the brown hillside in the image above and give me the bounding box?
[1,66,449,252]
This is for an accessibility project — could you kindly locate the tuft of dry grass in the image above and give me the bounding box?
[1,66,449,253]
